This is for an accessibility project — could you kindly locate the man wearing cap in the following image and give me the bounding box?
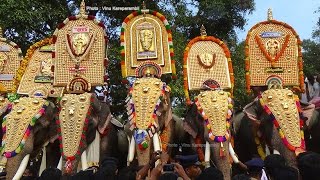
[244,158,267,180]
[176,154,202,180]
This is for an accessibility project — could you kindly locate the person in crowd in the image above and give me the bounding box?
[136,150,162,180]
[175,154,202,180]
[95,157,118,180]
[264,154,286,179]
[271,166,298,180]
[117,166,138,180]
[244,158,265,180]
[232,174,251,180]
[39,167,62,180]
[297,151,320,180]
[195,167,223,180]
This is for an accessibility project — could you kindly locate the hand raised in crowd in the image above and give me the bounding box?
[173,163,191,180]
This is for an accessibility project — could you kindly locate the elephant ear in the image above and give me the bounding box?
[183,103,200,139]
[243,98,263,124]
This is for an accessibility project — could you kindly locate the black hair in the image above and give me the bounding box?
[159,173,179,180]
[264,154,286,178]
[232,174,251,180]
[39,167,62,180]
[297,152,320,180]
[273,166,298,180]
[196,167,223,180]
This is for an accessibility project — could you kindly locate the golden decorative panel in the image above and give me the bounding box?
[261,89,301,147]
[53,18,106,86]
[197,91,228,136]
[187,41,231,90]
[122,13,172,77]
[18,45,63,97]
[0,39,22,92]
[59,93,91,157]
[4,97,46,152]
[246,23,300,87]
[131,78,163,129]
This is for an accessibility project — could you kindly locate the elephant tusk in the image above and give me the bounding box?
[57,156,62,170]
[229,142,239,164]
[273,149,280,155]
[153,133,161,166]
[204,141,210,168]
[81,151,88,170]
[39,142,49,176]
[128,135,135,164]
[265,146,271,156]
[12,154,30,180]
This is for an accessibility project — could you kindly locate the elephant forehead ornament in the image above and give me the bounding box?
[0,97,48,158]
[244,8,304,93]
[195,91,232,142]
[259,89,305,153]
[58,93,92,159]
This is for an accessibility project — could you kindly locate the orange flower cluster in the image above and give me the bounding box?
[12,38,53,93]
[194,135,204,162]
[183,36,234,104]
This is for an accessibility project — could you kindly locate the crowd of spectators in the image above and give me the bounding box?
[11,150,320,180]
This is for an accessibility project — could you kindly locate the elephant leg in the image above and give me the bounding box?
[210,141,231,180]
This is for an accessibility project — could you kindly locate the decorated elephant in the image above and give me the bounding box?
[0,97,58,180]
[56,92,128,175]
[124,76,179,166]
[232,88,305,170]
[183,92,238,180]
[181,25,238,180]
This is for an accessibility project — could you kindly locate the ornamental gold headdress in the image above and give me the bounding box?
[120,3,176,78]
[245,8,304,93]
[0,27,23,93]
[17,38,64,98]
[183,25,234,104]
[52,0,107,88]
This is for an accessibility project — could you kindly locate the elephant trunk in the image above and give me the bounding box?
[6,133,34,180]
[210,141,231,180]
[271,127,298,169]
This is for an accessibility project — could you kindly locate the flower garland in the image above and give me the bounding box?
[254,136,266,160]
[127,82,167,137]
[194,92,233,143]
[183,36,234,105]
[259,95,305,152]
[1,101,49,158]
[194,135,204,162]
[56,96,94,165]
[255,34,290,67]
[245,20,304,93]
[159,126,169,152]
[120,10,176,79]
[0,37,23,93]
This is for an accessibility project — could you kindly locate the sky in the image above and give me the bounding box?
[237,0,320,41]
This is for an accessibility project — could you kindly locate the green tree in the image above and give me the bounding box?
[0,0,255,117]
